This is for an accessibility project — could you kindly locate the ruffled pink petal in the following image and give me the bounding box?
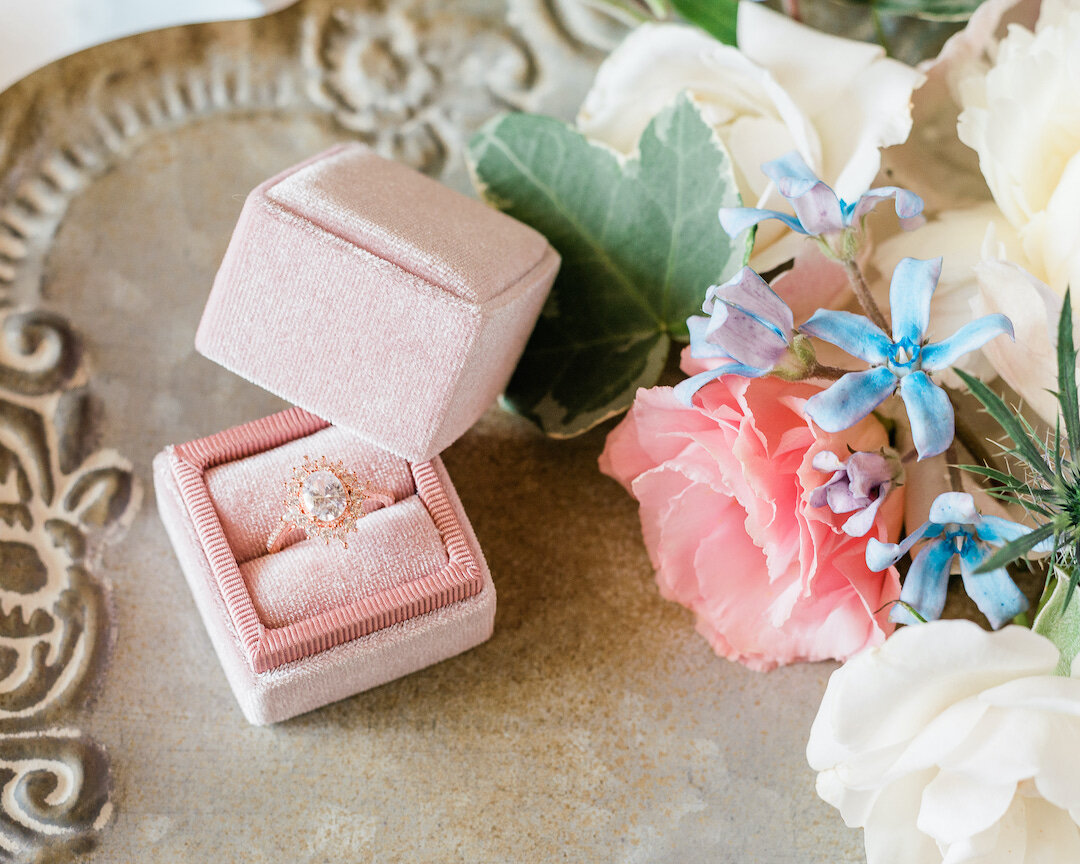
[600,374,904,671]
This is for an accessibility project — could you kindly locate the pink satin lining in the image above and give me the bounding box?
[170,406,484,673]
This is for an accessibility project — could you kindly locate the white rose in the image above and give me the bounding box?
[807,619,1080,863]
[971,253,1064,425]
[875,0,1080,424]
[957,0,1080,295]
[576,4,924,269]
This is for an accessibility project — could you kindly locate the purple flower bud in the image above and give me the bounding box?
[809,450,896,537]
[687,267,793,371]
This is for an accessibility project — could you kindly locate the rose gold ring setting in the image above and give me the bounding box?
[266,456,393,553]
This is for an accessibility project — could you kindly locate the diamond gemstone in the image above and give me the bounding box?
[301,470,348,523]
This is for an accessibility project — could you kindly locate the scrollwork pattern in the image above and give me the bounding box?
[301,2,539,174]
[532,0,636,52]
[0,310,136,860]
[0,732,111,859]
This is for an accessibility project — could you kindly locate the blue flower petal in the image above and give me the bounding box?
[800,310,891,364]
[850,186,926,230]
[686,316,732,360]
[958,540,1029,629]
[866,519,943,571]
[761,151,822,197]
[784,183,846,235]
[899,370,954,459]
[928,492,979,526]
[674,367,727,406]
[921,314,1015,371]
[889,257,941,344]
[975,514,1055,552]
[719,207,807,238]
[890,538,955,625]
[761,152,845,235]
[803,366,897,433]
[673,362,765,406]
[698,268,794,370]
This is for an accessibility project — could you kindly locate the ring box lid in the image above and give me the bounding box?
[195,144,559,462]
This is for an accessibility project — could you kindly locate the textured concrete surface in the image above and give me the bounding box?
[0,1,868,860]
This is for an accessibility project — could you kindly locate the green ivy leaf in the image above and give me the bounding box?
[670,0,738,44]
[468,95,751,437]
[1033,572,1080,676]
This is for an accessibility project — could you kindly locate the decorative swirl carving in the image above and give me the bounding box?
[0,308,139,860]
[0,0,554,306]
[0,312,80,394]
[0,312,137,726]
[0,732,110,861]
[301,4,539,173]
[537,0,636,52]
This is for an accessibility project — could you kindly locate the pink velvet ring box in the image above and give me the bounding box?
[153,143,560,725]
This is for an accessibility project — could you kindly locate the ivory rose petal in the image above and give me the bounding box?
[599,374,903,671]
[957,2,1080,294]
[808,620,1080,863]
[881,0,1039,214]
[971,256,1063,424]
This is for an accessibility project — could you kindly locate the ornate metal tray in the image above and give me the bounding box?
[0,1,858,860]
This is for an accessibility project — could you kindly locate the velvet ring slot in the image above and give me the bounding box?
[164,405,484,675]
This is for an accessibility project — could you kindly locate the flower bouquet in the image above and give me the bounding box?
[466,0,1080,857]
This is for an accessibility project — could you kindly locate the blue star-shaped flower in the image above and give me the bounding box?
[800,257,1014,459]
[866,492,1051,629]
[719,151,924,239]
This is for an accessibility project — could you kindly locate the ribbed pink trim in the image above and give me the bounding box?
[170,407,483,673]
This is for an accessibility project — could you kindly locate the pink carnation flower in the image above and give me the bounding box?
[599,373,903,671]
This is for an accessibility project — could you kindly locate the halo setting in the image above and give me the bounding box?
[267,456,392,552]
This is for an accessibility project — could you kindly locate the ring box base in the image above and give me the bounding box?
[153,407,495,725]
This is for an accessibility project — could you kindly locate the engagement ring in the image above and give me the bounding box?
[266,456,393,553]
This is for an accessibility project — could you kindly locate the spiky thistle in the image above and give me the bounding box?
[957,290,1080,608]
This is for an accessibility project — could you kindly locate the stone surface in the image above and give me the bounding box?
[0,1,872,861]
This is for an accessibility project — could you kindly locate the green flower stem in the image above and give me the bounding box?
[772,334,851,383]
[807,363,849,382]
[874,599,927,622]
[870,3,894,58]
[841,258,890,333]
